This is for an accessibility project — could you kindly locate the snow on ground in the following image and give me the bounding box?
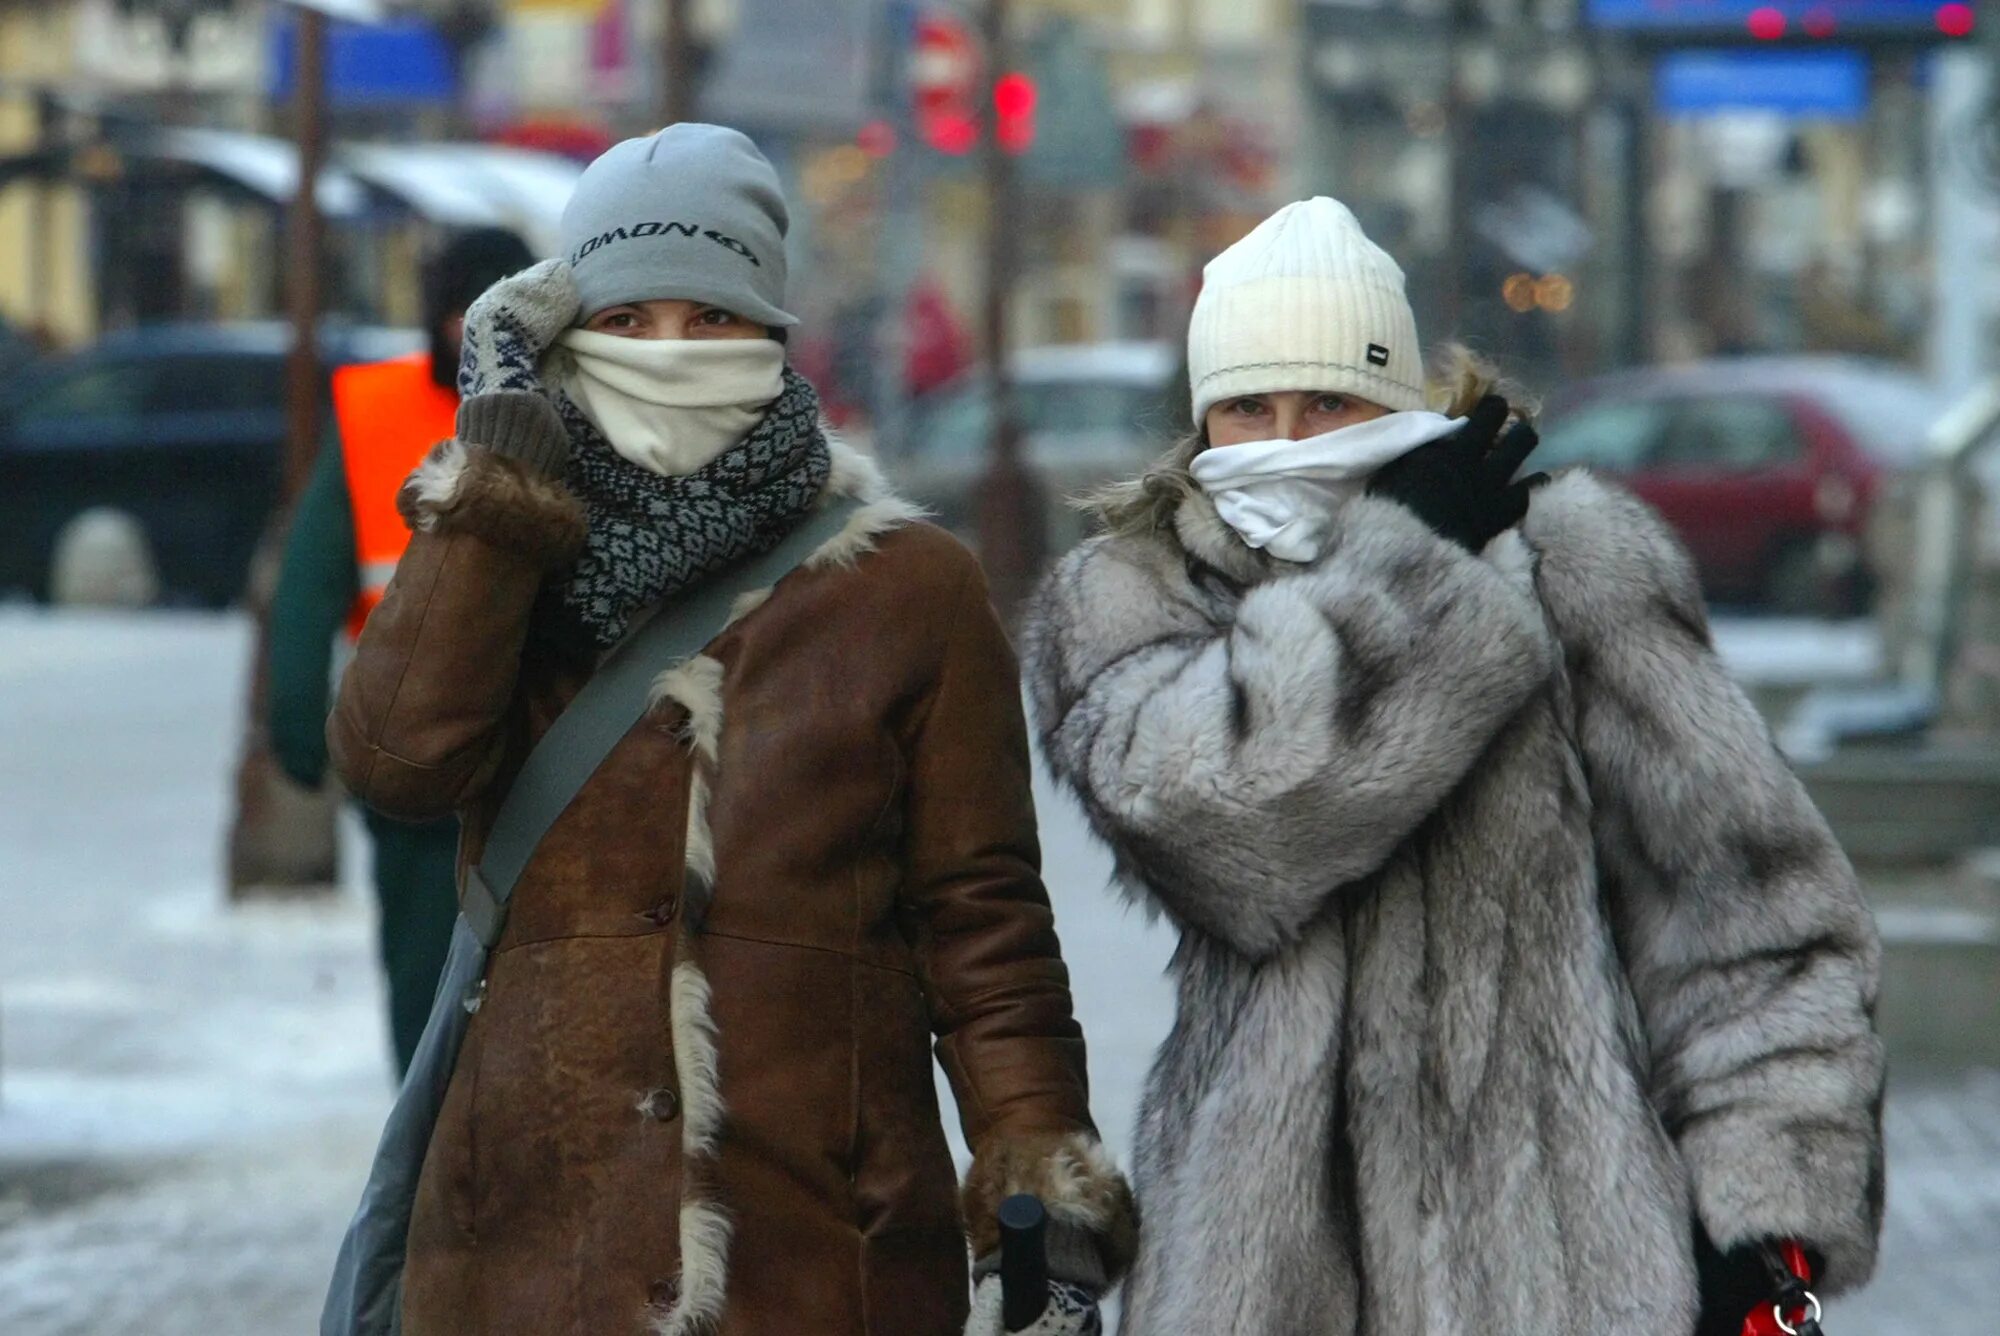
[0,608,1991,1334]
[0,610,392,1335]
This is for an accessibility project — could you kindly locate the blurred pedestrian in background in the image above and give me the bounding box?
[267,226,536,1078]
[1025,197,1885,1335]
[323,125,1132,1336]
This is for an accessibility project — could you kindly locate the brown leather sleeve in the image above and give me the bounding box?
[329,440,584,824]
[904,560,1093,1145]
[904,558,1135,1279]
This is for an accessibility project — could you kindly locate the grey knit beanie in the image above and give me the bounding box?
[560,123,798,329]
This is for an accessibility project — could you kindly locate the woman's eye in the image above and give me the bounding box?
[696,309,736,326]
[1314,395,1349,414]
[1230,398,1268,416]
[597,311,638,330]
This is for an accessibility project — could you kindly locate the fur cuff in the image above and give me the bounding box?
[1683,1109,1884,1294]
[397,439,587,569]
[963,1131,1138,1285]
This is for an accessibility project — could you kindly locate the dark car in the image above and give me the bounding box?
[0,313,38,385]
[894,341,1180,555]
[1537,357,1949,615]
[0,321,422,608]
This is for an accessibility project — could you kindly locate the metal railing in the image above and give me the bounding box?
[1900,377,2000,700]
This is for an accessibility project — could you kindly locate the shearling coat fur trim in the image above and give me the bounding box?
[650,959,730,1336]
[962,1131,1139,1283]
[1023,473,1884,1334]
[807,438,930,570]
[396,439,587,568]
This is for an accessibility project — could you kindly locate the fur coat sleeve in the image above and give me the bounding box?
[1526,471,1886,1293]
[1024,494,1556,959]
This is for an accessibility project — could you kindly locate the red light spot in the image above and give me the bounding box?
[856,120,897,158]
[1937,2,1975,36]
[926,111,979,156]
[1747,6,1787,39]
[1802,6,1837,36]
[994,73,1037,118]
[994,72,1038,155]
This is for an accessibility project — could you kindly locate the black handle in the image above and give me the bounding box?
[998,1193,1048,1332]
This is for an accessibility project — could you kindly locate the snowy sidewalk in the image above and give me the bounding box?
[0,611,392,1334]
[0,609,1992,1333]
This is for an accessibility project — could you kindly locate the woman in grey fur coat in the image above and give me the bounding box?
[1022,197,1885,1335]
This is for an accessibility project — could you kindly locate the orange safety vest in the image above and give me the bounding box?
[333,353,461,638]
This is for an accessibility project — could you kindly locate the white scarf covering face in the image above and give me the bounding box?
[555,329,786,477]
[1189,410,1465,563]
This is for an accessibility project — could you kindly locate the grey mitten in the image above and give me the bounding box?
[456,257,582,400]
[963,1277,1102,1336]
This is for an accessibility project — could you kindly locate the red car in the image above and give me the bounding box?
[1536,357,1948,614]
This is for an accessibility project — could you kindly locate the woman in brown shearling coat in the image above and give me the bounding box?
[329,125,1133,1336]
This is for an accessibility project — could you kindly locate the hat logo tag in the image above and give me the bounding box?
[571,222,762,268]
[1366,343,1390,367]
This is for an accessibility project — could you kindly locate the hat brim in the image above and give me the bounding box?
[574,275,799,330]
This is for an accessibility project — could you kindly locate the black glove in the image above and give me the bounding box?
[1365,394,1547,553]
[1693,1230,1827,1336]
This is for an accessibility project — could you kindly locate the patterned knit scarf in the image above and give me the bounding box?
[538,367,833,651]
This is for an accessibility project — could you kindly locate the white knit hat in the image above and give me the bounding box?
[1188,197,1426,423]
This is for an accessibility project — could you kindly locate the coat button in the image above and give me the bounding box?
[636,901,676,929]
[641,1087,680,1122]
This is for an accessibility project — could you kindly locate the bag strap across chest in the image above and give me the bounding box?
[460,497,863,948]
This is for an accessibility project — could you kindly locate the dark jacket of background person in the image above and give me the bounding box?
[327,418,1136,1336]
[1023,469,1885,1334]
[269,228,533,1079]
[268,428,458,1077]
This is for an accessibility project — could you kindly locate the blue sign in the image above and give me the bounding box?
[270,17,456,107]
[1657,49,1870,117]
[1589,0,1972,36]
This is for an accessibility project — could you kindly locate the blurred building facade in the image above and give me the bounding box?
[0,0,1987,414]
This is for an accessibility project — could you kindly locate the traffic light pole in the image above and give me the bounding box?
[227,4,339,899]
[661,0,695,126]
[974,0,1046,625]
[283,7,327,501]
[873,2,920,462]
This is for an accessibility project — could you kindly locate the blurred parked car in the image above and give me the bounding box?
[0,313,39,384]
[1538,357,1949,615]
[894,341,1180,554]
[0,321,422,608]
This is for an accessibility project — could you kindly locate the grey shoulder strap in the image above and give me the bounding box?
[461,498,864,947]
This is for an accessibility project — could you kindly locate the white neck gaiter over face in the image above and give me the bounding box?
[1189,410,1464,563]
[555,330,786,477]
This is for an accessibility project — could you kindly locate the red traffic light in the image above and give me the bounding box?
[1746,6,1787,39]
[995,72,1037,155]
[1937,2,1974,35]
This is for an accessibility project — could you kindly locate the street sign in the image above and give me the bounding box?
[270,15,456,104]
[1588,0,1972,37]
[912,10,982,154]
[1656,48,1870,118]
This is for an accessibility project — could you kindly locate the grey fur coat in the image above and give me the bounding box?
[1022,471,1885,1335]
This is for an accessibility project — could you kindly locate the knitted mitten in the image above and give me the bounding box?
[457,257,581,400]
[963,1277,1102,1336]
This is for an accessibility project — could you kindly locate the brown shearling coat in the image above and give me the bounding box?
[330,432,1134,1336]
